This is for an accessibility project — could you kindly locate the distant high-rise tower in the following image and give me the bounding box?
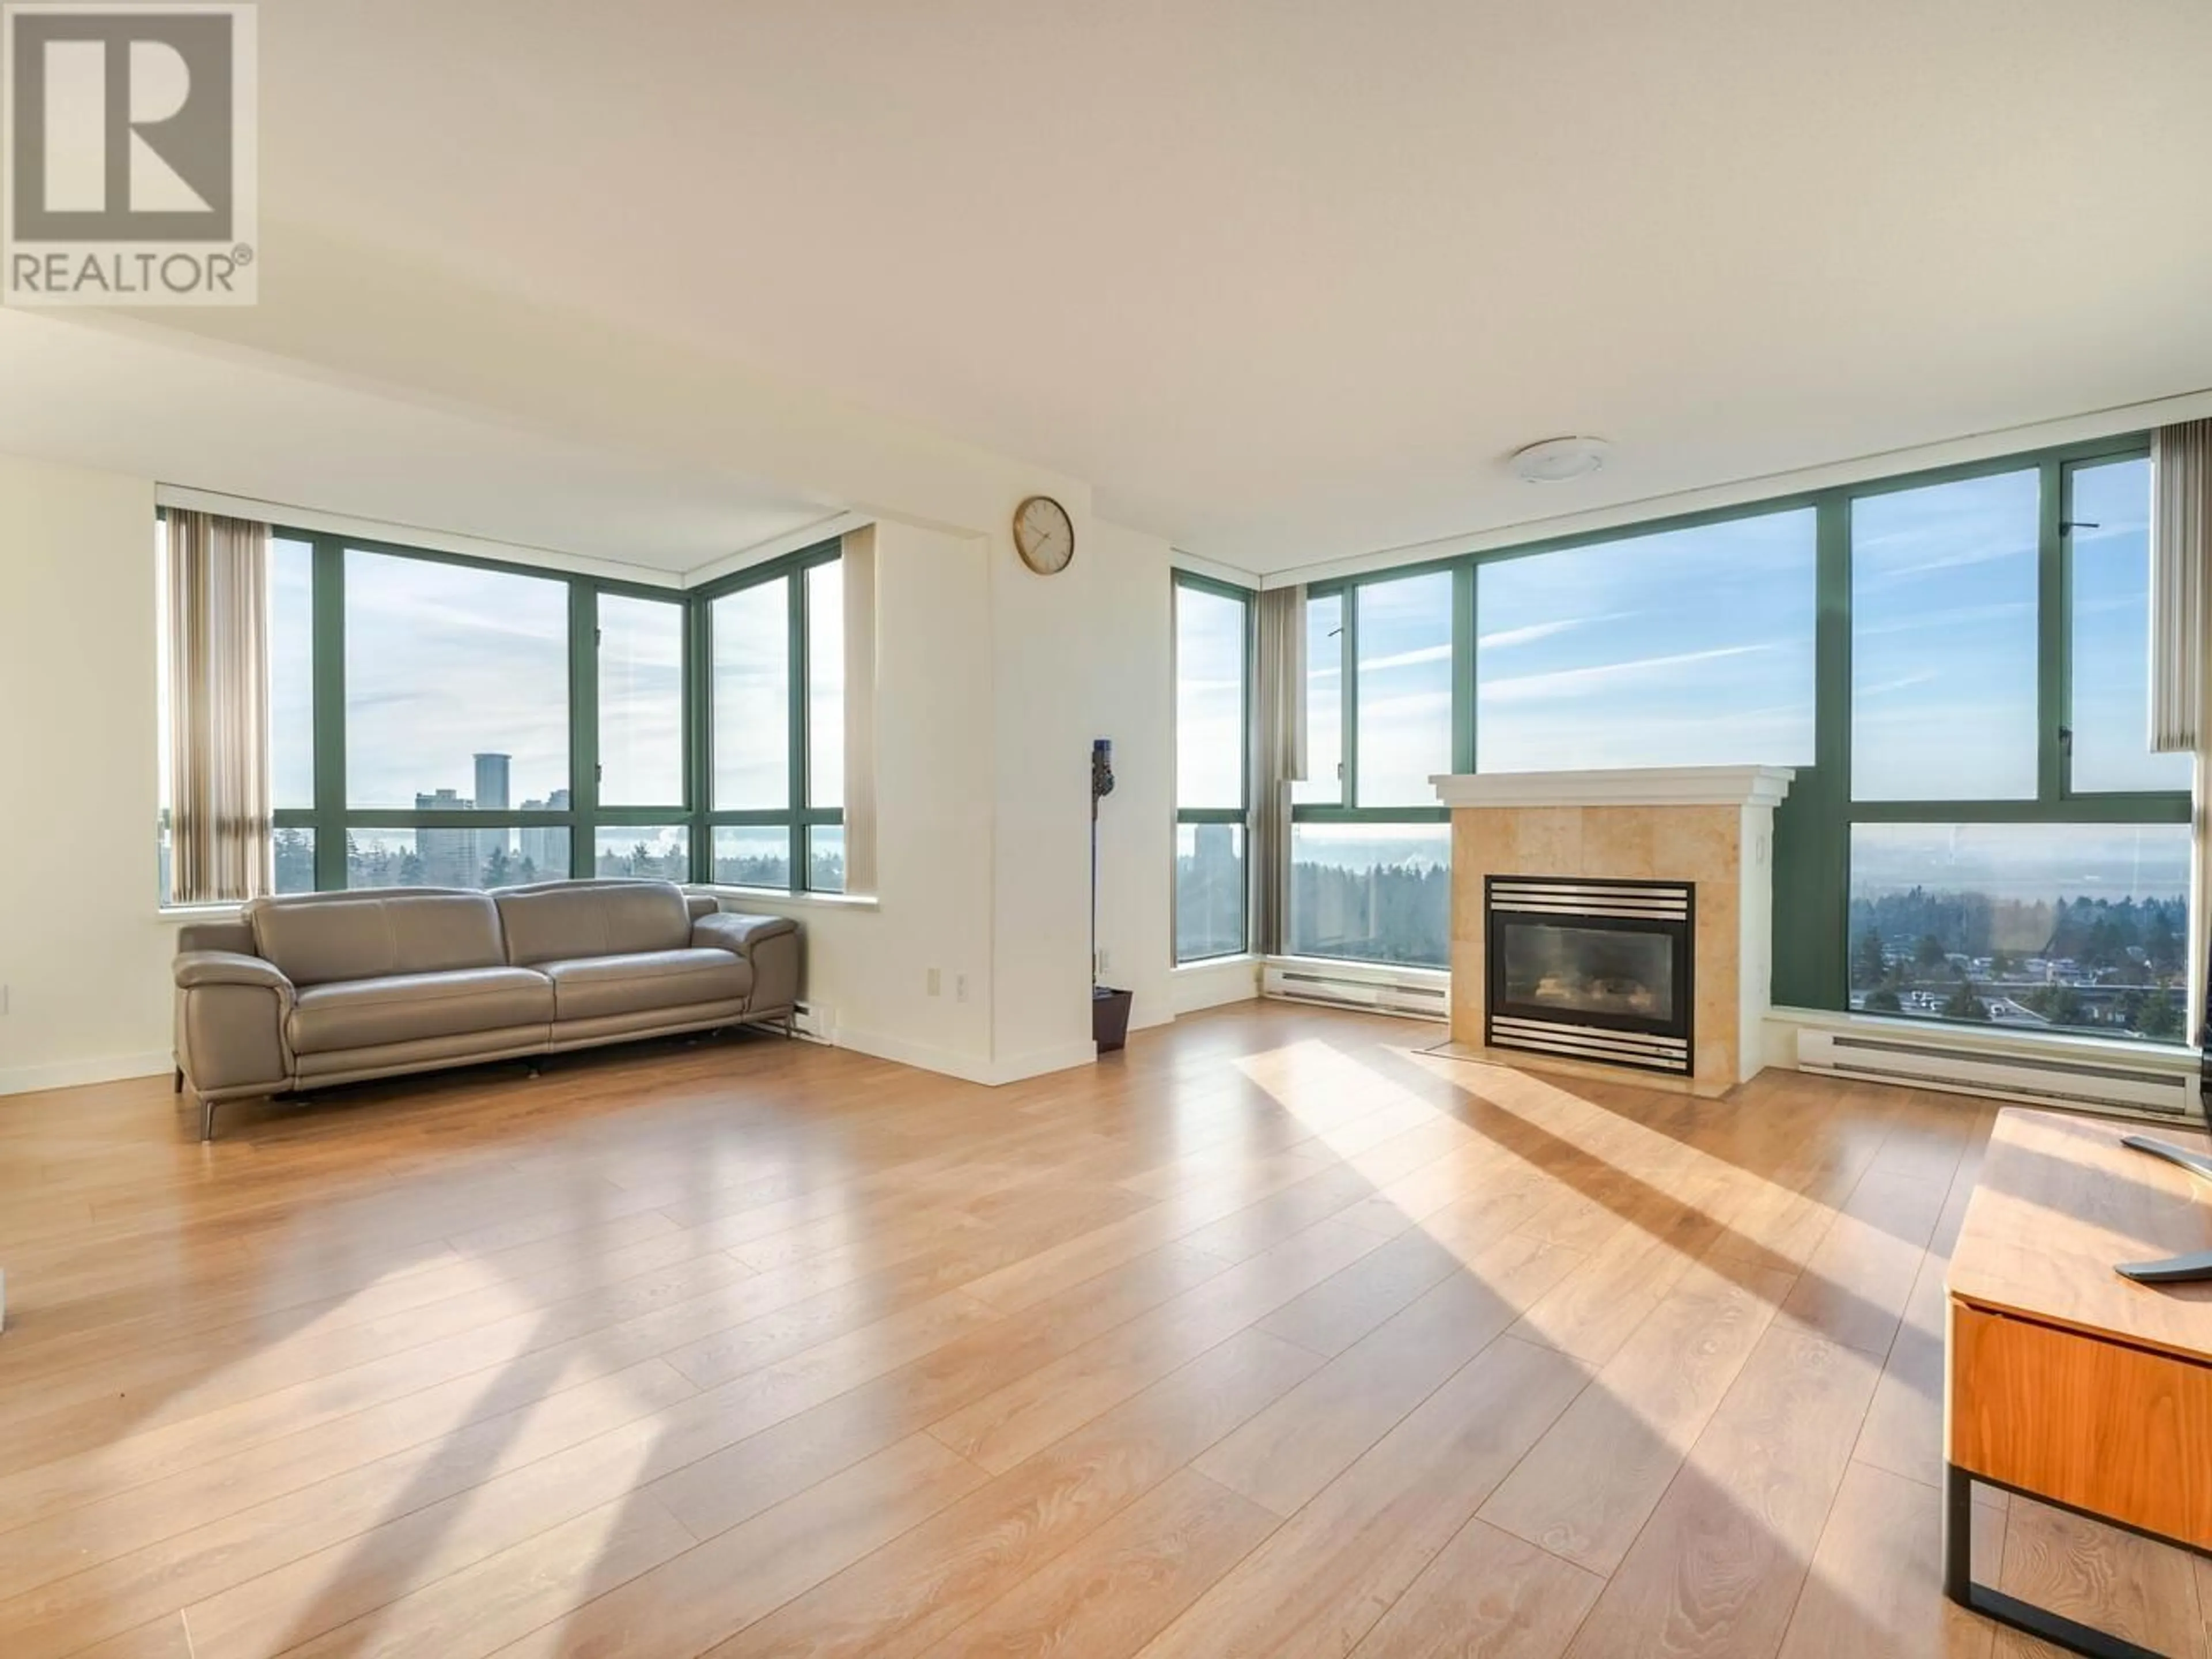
[474,753,510,813]
[414,787,476,887]
[473,754,512,887]
[519,788,570,881]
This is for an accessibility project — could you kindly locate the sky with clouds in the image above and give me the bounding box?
[1180,462,2179,909]
[270,550,844,823]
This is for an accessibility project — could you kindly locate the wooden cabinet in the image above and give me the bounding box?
[1949,1300,2212,1550]
[1944,1108,2212,1656]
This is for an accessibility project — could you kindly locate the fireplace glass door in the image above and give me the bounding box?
[1497,921,1680,1027]
[1484,876,1695,1075]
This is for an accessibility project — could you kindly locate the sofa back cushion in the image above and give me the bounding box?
[245,891,507,987]
[493,880,693,966]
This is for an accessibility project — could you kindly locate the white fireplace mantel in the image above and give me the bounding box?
[1430,765,1795,810]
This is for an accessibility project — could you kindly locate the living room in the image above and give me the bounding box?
[1,6,2209,1657]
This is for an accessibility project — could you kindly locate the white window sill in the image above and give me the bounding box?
[691,885,880,914]
[161,888,885,922]
[1173,953,1258,974]
[157,902,246,923]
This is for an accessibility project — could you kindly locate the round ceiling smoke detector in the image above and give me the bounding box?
[1509,435,1613,484]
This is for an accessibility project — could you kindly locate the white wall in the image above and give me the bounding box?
[721,513,1183,1082]
[0,453,172,1093]
[717,520,999,1077]
[1084,521,1176,1032]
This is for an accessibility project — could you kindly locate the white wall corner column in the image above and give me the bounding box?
[1433,766,1794,1097]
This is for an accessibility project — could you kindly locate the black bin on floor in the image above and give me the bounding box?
[1092,986,1134,1052]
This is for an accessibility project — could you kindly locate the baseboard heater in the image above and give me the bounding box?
[1796,1029,2201,1123]
[1263,963,1449,1023]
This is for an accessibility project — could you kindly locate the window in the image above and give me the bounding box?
[594,825,690,882]
[1849,823,2187,1039]
[597,593,685,807]
[808,824,846,894]
[344,550,570,812]
[1262,435,2184,1047]
[272,827,316,894]
[1478,509,1816,772]
[2067,457,2189,794]
[1175,577,1251,962]
[164,521,853,903]
[807,560,844,812]
[1354,571,1453,806]
[711,824,790,888]
[344,825,560,890]
[1288,822,1449,967]
[1177,824,1248,963]
[1293,592,1343,806]
[1851,470,2040,802]
[1287,570,1453,969]
[270,537,315,809]
[1832,445,2188,1040]
[711,577,790,812]
[701,544,844,893]
[1176,584,1248,812]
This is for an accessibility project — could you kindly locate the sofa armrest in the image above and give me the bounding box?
[692,911,799,957]
[175,950,294,997]
[174,957,293,1109]
[177,918,256,955]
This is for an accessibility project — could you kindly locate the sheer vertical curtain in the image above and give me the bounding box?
[166,510,272,903]
[2147,419,2212,1045]
[1253,585,1306,955]
[840,526,880,896]
[2151,419,2212,751]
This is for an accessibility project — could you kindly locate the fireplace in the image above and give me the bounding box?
[1484,876,1695,1076]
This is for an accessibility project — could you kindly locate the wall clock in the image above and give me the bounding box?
[1013,495,1075,574]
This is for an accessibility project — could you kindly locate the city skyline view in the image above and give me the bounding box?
[263,543,829,816]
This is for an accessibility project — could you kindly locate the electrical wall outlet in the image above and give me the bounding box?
[955,974,969,1004]
[926,967,941,998]
[1095,949,1111,976]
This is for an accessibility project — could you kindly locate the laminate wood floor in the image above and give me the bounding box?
[0,1002,2202,1659]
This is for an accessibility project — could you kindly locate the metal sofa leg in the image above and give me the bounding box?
[783,1009,796,1039]
[200,1097,218,1142]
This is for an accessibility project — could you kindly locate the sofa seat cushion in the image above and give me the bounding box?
[287,967,554,1054]
[541,948,751,1022]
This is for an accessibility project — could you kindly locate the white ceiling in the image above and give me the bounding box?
[0,310,832,573]
[13,1,2212,574]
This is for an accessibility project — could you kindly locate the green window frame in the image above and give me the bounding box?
[1271,433,2187,1040]
[691,539,846,896]
[1173,571,1255,963]
[1294,562,1470,824]
[177,520,849,899]
[1772,435,2188,1017]
[262,527,691,892]
[1278,566,1463,969]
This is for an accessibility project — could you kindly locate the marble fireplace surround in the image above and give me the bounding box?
[1433,766,1795,1097]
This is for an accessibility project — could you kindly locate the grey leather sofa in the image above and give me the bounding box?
[173,880,800,1139]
